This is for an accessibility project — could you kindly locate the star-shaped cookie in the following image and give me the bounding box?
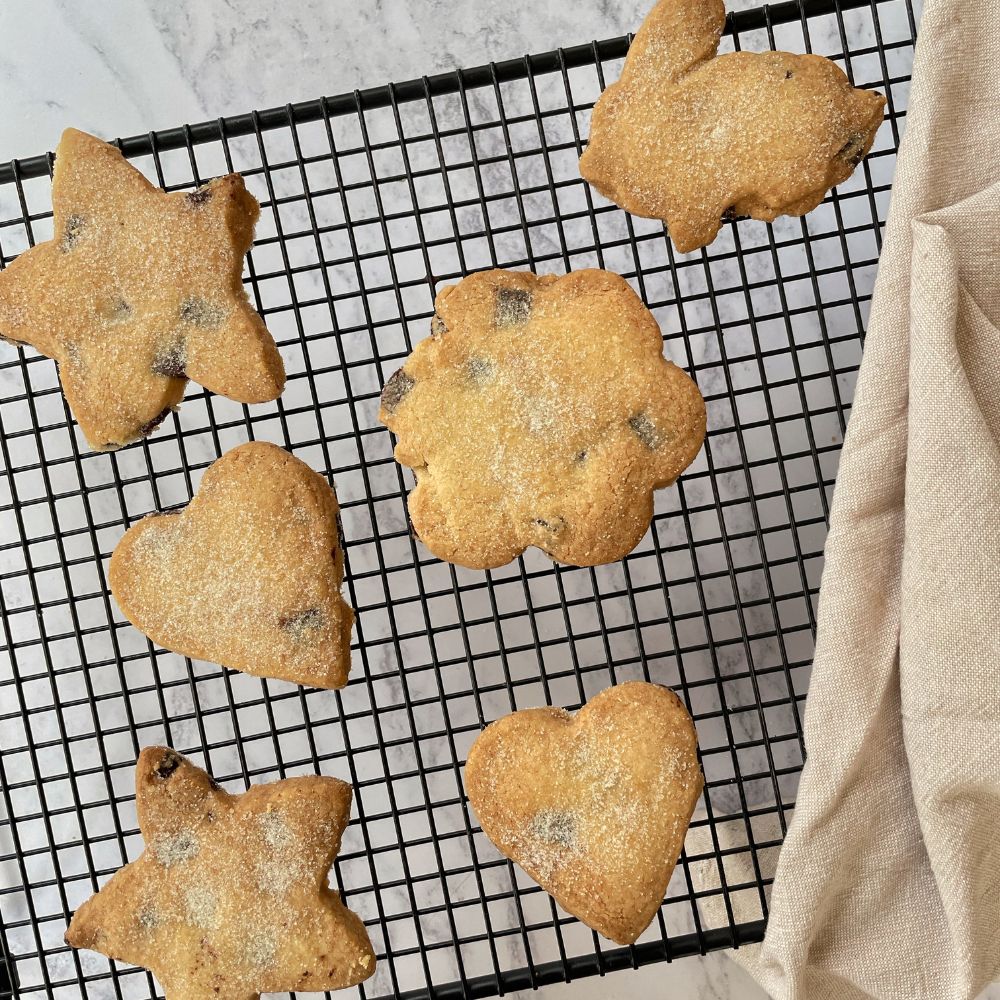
[109,442,355,689]
[580,0,886,253]
[465,682,704,945]
[65,747,375,998]
[0,128,285,450]
[380,268,706,569]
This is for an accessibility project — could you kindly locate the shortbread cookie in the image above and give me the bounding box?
[109,441,354,689]
[66,747,375,998]
[0,128,284,451]
[380,269,705,569]
[465,682,703,945]
[579,0,886,253]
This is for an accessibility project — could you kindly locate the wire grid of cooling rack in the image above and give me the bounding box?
[0,0,918,997]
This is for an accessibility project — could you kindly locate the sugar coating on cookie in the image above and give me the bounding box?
[0,128,285,450]
[580,0,886,253]
[380,269,706,569]
[109,441,354,689]
[465,682,704,945]
[65,747,375,998]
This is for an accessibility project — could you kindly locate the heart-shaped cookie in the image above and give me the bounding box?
[465,682,703,944]
[110,442,354,689]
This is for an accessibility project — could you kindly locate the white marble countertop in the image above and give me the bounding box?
[1,0,662,163]
[0,2,935,1000]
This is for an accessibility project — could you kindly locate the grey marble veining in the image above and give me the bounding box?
[1,0,654,161]
[0,2,946,1000]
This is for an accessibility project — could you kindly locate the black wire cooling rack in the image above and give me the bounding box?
[0,1,919,997]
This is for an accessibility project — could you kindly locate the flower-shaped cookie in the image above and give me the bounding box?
[0,128,284,450]
[110,442,354,689]
[66,747,375,998]
[580,0,886,253]
[465,682,704,944]
[380,269,705,569]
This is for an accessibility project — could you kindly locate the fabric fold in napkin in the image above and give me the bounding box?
[706,1,1000,997]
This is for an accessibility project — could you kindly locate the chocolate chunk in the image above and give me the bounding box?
[628,413,662,449]
[61,214,86,252]
[138,407,172,438]
[495,287,532,328]
[179,298,225,327]
[109,297,132,321]
[147,503,185,518]
[722,206,749,223]
[279,608,324,640]
[467,356,494,382]
[574,450,588,463]
[155,750,182,780]
[784,70,794,80]
[837,133,868,168]
[62,342,83,368]
[530,809,576,848]
[533,516,566,535]
[186,186,213,207]
[152,338,187,379]
[381,368,415,414]
[95,298,131,324]
[431,313,447,336]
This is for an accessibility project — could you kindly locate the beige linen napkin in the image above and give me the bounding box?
[699,1,1000,997]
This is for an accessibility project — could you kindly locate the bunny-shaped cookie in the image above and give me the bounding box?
[580,0,885,252]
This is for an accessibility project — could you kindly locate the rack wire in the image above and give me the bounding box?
[0,0,918,996]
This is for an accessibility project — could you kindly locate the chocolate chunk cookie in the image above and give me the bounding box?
[66,747,375,998]
[109,442,354,689]
[380,269,706,569]
[0,128,285,450]
[580,0,886,253]
[465,682,704,945]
